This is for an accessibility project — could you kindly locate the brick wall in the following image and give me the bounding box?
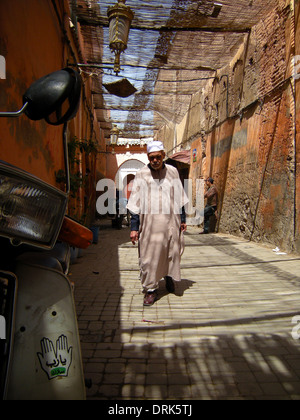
[187,1,298,252]
[295,0,300,251]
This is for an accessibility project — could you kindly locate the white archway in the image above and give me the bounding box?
[115,158,146,198]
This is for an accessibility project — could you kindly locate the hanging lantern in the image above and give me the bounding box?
[107,0,134,75]
[110,124,120,146]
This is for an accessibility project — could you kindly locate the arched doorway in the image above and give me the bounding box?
[115,159,145,199]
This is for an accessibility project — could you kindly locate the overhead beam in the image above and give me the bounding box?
[84,62,218,72]
[98,120,157,127]
[77,18,251,34]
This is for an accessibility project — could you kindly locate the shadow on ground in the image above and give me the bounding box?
[71,219,300,400]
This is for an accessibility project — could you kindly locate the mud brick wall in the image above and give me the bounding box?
[295,0,300,252]
[188,1,299,252]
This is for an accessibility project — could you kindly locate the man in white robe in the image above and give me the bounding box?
[127,141,189,306]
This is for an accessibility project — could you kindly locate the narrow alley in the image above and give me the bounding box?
[71,220,300,400]
[1,0,300,403]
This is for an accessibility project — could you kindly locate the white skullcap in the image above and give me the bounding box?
[147,141,164,154]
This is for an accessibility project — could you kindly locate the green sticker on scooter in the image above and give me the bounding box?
[51,367,66,377]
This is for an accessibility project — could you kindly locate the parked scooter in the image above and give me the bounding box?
[0,68,92,400]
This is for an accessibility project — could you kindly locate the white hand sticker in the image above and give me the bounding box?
[37,335,73,380]
[56,334,73,377]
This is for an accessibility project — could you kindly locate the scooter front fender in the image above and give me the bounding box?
[5,257,85,400]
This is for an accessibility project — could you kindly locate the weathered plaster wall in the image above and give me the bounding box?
[0,0,65,184]
[214,90,294,250]
[0,0,105,226]
[181,0,298,252]
[295,0,300,251]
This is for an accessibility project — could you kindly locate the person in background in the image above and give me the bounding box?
[199,177,218,234]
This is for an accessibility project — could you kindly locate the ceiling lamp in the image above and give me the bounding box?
[110,124,120,145]
[107,0,134,75]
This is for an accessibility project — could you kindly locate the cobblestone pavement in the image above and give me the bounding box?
[71,220,300,400]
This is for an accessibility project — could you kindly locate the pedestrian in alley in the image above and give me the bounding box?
[127,141,189,307]
[199,177,218,234]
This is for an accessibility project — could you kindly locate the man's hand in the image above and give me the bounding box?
[130,231,139,244]
[181,223,187,232]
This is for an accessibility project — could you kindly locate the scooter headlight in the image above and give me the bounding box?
[0,162,68,249]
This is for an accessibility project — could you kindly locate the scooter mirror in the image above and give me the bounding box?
[23,68,81,125]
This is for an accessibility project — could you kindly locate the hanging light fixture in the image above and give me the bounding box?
[109,124,120,154]
[107,0,134,75]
